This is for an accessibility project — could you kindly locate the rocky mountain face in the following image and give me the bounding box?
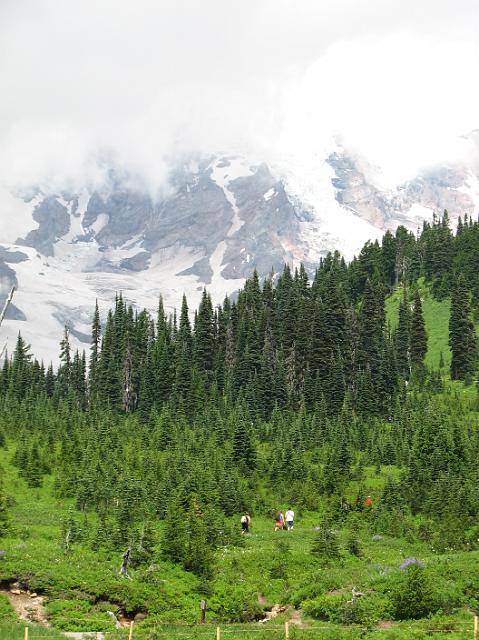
[1,149,478,362]
[327,152,479,228]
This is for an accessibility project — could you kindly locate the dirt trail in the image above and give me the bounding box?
[258,603,288,622]
[2,584,49,626]
[289,608,303,626]
[257,594,303,626]
[376,620,395,629]
[1,584,106,639]
[62,634,105,639]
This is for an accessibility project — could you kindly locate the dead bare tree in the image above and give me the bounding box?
[349,587,364,604]
[122,343,135,413]
[119,547,131,578]
[0,287,15,359]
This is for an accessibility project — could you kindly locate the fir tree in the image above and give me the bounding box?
[162,492,187,564]
[409,290,427,369]
[396,288,411,378]
[8,334,32,400]
[449,275,476,381]
[232,406,256,473]
[89,300,101,399]
[311,520,340,562]
[0,472,9,536]
[183,502,215,579]
[58,326,72,396]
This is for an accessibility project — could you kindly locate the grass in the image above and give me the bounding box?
[385,282,479,405]
[1,282,479,638]
[0,625,71,640]
[1,620,476,639]
[385,281,451,371]
[1,442,479,639]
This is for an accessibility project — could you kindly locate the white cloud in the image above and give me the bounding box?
[277,32,479,187]
[0,0,478,194]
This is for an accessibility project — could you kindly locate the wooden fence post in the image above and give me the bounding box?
[24,627,28,640]
[284,620,289,639]
[474,615,478,640]
[200,599,207,624]
[128,620,134,640]
[216,625,221,640]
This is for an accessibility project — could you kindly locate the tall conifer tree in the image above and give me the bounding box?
[409,290,428,369]
[396,288,411,378]
[449,275,476,380]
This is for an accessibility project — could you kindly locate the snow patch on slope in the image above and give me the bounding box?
[0,246,92,364]
[207,156,252,299]
[59,197,83,243]
[0,188,41,243]
[87,213,109,235]
[457,172,479,213]
[1,241,208,365]
[210,156,253,237]
[274,152,382,261]
[77,190,90,216]
[403,203,433,224]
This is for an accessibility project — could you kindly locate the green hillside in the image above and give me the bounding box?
[386,281,452,371]
[0,443,477,639]
[2,216,479,638]
[386,281,479,402]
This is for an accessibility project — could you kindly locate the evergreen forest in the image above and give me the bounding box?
[1,211,479,639]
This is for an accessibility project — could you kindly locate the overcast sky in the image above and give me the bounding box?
[1,0,478,194]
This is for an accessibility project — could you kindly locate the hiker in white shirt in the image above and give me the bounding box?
[285,508,294,530]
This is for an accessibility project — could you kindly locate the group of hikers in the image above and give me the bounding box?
[274,508,294,531]
[240,508,295,534]
[240,496,373,534]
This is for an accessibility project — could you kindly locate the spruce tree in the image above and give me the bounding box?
[89,300,101,399]
[311,520,340,562]
[183,503,215,579]
[357,279,384,378]
[58,327,72,396]
[231,406,256,473]
[449,275,476,381]
[97,311,121,409]
[162,492,187,564]
[9,334,32,400]
[396,289,411,378]
[195,289,215,373]
[0,472,9,536]
[409,289,427,370]
[45,363,55,397]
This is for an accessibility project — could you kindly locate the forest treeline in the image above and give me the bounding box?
[0,211,479,577]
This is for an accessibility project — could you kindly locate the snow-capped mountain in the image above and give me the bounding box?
[1,147,479,363]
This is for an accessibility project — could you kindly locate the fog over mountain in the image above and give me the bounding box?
[1,0,479,361]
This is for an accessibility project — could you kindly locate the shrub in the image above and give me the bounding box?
[0,593,17,623]
[431,517,467,553]
[346,531,361,557]
[270,539,290,580]
[305,591,389,626]
[210,583,263,622]
[311,522,340,562]
[303,593,347,622]
[339,593,389,626]
[391,564,439,620]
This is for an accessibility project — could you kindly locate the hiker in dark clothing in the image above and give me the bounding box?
[241,512,251,533]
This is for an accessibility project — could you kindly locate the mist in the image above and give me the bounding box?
[1,0,478,196]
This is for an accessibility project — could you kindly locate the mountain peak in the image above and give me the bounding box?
[1,151,478,362]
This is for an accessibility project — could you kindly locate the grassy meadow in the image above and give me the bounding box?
[1,284,479,638]
[1,443,478,638]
